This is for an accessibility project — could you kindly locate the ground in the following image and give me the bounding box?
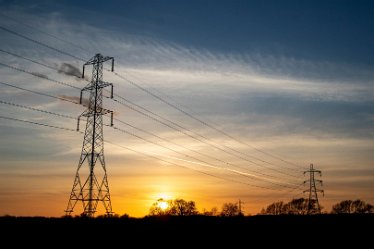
[1,215,371,246]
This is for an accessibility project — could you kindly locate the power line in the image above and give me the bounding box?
[112,125,299,190]
[0,25,85,62]
[0,63,300,184]
[1,16,302,174]
[0,103,298,191]
[108,78,302,178]
[122,70,304,180]
[0,112,295,192]
[250,183,304,204]
[111,96,301,179]
[0,81,81,106]
[0,48,57,71]
[0,12,92,55]
[0,74,299,187]
[0,22,302,183]
[0,61,81,90]
[0,48,86,85]
[2,31,304,201]
[0,101,303,202]
[0,78,298,188]
[0,19,309,205]
[112,70,303,172]
[104,140,288,191]
[0,115,78,132]
[0,53,300,183]
[0,100,76,120]
[0,23,303,178]
[113,117,296,183]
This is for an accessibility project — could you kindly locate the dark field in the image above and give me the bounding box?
[1,214,372,245]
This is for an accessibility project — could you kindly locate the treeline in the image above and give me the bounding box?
[62,198,374,218]
[260,198,374,215]
[148,198,243,217]
[145,197,374,217]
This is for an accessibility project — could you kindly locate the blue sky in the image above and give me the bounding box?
[0,0,373,216]
[41,0,374,65]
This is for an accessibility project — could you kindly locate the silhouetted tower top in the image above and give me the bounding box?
[304,163,324,214]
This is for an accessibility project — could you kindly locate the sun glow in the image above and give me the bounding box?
[158,200,169,210]
[155,193,172,211]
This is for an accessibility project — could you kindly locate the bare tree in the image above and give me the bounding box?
[149,198,172,216]
[169,199,197,216]
[352,199,369,213]
[285,198,322,215]
[220,202,240,217]
[149,198,197,216]
[332,200,353,214]
[283,198,307,215]
[202,207,218,216]
[261,198,321,215]
[367,204,374,213]
[261,201,285,215]
[332,199,374,214]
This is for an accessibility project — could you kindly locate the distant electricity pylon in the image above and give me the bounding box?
[303,163,324,214]
[65,54,115,217]
[238,199,244,216]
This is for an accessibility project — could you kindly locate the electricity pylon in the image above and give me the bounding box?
[65,54,114,217]
[238,199,244,216]
[303,163,324,214]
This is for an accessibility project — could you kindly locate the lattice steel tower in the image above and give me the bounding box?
[303,163,324,214]
[65,54,114,217]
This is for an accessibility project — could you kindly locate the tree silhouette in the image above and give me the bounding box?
[351,199,373,213]
[332,200,353,214]
[148,198,197,216]
[220,202,240,217]
[120,213,130,219]
[367,204,374,213]
[261,201,285,215]
[202,207,218,216]
[260,198,321,215]
[169,199,197,216]
[284,198,308,215]
[332,199,374,214]
[149,198,172,216]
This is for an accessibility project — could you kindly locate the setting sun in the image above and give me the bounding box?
[153,193,173,211]
[158,200,169,210]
